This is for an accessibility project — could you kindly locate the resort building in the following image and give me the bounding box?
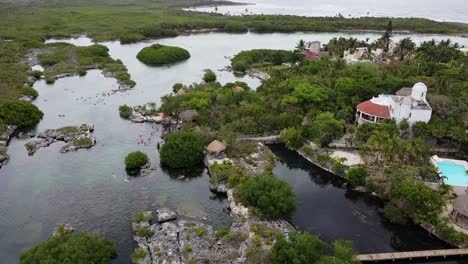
[458,48,468,56]
[356,82,432,125]
[302,41,328,61]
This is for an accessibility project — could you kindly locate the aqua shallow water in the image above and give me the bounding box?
[3,32,468,263]
[438,161,468,186]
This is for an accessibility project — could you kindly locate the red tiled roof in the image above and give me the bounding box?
[356,100,390,118]
[303,50,319,61]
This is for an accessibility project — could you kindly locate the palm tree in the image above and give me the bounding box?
[399,37,416,61]
[367,130,390,162]
[295,39,306,52]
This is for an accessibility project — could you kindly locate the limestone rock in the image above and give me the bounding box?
[156,208,177,223]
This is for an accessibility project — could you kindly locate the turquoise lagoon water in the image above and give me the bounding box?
[438,161,468,186]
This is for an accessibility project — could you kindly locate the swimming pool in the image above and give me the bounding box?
[437,160,468,186]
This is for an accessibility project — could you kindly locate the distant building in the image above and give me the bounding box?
[356,82,432,125]
[344,47,369,63]
[305,41,321,53]
[302,41,328,61]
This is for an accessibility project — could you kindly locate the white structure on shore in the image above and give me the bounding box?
[305,41,321,53]
[356,82,432,125]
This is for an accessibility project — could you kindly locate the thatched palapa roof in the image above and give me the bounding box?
[206,140,227,154]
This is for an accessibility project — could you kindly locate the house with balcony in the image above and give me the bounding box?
[356,82,432,125]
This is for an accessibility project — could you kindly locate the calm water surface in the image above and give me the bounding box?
[189,0,468,23]
[2,32,468,263]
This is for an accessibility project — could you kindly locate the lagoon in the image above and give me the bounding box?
[3,32,468,263]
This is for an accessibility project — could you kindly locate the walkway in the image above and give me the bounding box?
[357,248,468,262]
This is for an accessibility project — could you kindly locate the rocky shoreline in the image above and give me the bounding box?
[24,124,96,155]
[0,125,16,168]
[130,141,293,264]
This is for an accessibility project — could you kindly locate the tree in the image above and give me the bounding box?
[380,20,393,52]
[280,127,304,149]
[271,232,327,264]
[20,232,115,264]
[396,177,446,223]
[308,112,344,147]
[0,99,43,129]
[203,70,217,83]
[347,165,368,186]
[119,105,133,119]
[295,39,305,52]
[125,151,149,171]
[398,37,416,60]
[172,83,183,93]
[160,131,207,169]
[238,174,296,219]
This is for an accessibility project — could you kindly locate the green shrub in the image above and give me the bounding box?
[136,227,151,237]
[133,211,152,223]
[0,99,43,129]
[160,131,207,169]
[19,232,115,264]
[215,226,230,238]
[280,127,304,150]
[224,21,248,33]
[346,165,368,186]
[45,77,55,84]
[172,83,183,93]
[31,70,43,79]
[271,232,327,264]
[136,44,190,65]
[131,248,147,263]
[238,174,296,219]
[203,70,216,83]
[78,67,87,76]
[21,86,38,99]
[119,105,133,119]
[382,203,407,225]
[120,33,144,44]
[125,151,149,170]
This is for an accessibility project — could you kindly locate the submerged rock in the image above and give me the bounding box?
[156,208,177,223]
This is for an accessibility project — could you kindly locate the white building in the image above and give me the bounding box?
[305,41,321,53]
[356,82,432,125]
[344,47,370,63]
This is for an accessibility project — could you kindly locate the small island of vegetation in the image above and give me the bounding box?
[125,151,149,172]
[160,131,207,169]
[136,44,190,66]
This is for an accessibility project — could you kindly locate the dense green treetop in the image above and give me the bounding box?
[159,131,208,169]
[19,232,115,264]
[136,44,190,65]
[125,151,149,170]
[0,100,43,129]
[238,174,296,219]
[271,231,358,264]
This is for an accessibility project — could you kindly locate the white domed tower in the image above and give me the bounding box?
[411,82,428,101]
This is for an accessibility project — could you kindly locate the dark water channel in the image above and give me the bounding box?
[1,32,468,263]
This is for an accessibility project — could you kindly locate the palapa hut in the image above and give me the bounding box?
[233,86,245,93]
[450,194,468,230]
[178,110,199,122]
[206,140,227,159]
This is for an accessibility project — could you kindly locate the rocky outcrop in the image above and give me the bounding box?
[0,125,17,169]
[25,124,96,155]
[132,207,293,264]
[156,208,177,223]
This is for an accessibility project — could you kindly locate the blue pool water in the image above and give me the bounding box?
[437,161,468,186]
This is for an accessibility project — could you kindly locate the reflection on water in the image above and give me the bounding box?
[269,145,468,264]
[2,32,468,263]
